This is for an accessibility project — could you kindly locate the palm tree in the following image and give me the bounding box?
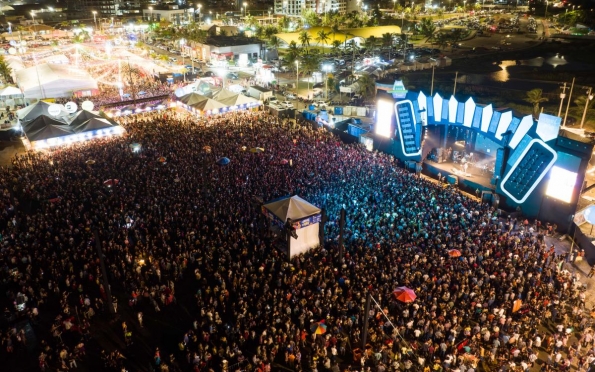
[524,89,549,118]
[268,35,281,50]
[299,30,312,53]
[278,16,290,31]
[0,55,12,83]
[420,17,437,42]
[315,30,330,48]
[357,74,376,102]
[331,40,342,56]
[381,33,394,60]
[570,95,595,125]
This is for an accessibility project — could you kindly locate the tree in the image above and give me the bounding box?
[357,74,376,102]
[0,55,12,83]
[299,30,312,52]
[331,40,342,55]
[315,30,330,48]
[268,36,281,50]
[570,95,595,124]
[279,16,290,31]
[302,9,321,27]
[524,89,548,118]
[420,17,436,42]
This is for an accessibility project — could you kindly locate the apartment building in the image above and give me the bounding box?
[273,0,351,16]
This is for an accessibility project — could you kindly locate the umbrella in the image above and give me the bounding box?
[448,249,462,258]
[158,157,167,163]
[393,286,416,303]
[280,159,289,165]
[310,321,327,335]
[85,160,95,165]
[216,157,230,166]
[103,179,119,187]
[250,147,265,153]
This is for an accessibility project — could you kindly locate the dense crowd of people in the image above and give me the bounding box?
[0,109,593,372]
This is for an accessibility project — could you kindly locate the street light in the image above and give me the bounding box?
[30,11,36,25]
[295,60,299,99]
[545,0,549,19]
[580,87,593,129]
[196,4,202,24]
[243,2,248,16]
[93,11,97,30]
[148,7,153,21]
[323,64,332,100]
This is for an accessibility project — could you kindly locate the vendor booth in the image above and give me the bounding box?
[262,196,321,257]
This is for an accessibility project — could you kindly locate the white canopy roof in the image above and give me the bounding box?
[0,86,22,96]
[16,63,97,99]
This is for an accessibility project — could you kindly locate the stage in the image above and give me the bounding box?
[423,159,496,193]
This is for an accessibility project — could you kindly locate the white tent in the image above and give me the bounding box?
[263,196,321,257]
[16,63,97,99]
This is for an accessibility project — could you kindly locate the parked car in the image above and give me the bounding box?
[202,71,216,77]
[226,72,239,79]
[281,100,294,109]
[284,92,297,100]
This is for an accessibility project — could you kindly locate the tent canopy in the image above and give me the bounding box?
[0,86,22,96]
[18,101,70,125]
[179,92,209,106]
[16,63,97,99]
[72,117,115,133]
[263,195,321,223]
[23,115,74,142]
[192,98,226,111]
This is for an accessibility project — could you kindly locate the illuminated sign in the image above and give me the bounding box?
[394,100,421,157]
[375,100,393,138]
[545,166,577,203]
[500,138,558,204]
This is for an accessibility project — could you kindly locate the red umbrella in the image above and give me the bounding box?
[393,286,416,303]
[448,249,462,258]
[103,179,120,187]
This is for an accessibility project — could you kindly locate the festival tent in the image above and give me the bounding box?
[262,196,321,257]
[179,92,209,106]
[22,115,74,142]
[71,117,116,133]
[18,101,70,126]
[16,63,98,99]
[217,93,259,108]
[190,98,226,112]
[210,88,238,101]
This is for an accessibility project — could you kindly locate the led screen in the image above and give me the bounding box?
[375,100,393,138]
[474,133,500,156]
[546,166,577,203]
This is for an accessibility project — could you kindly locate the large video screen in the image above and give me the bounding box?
[375,100,393,138]
[474,133,500,156]
[546,166,578,203]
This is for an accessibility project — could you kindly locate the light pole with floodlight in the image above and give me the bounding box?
[243,2,248,17]
[30,11,36,25]
[295,60,299,99]
[580,87,593,129]
[93,11,98,30]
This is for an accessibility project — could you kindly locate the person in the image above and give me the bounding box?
[138,312,143,328]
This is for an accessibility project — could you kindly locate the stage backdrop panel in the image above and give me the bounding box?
[290,224,320,257]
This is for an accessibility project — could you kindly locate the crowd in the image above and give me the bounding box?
[0,109,594,372]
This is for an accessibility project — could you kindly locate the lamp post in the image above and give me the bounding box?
[323,64,331,100]
[197,4,202,24]
[295,60,299,100]
[93,11,97,30]
[30,11,36,25]
[148,7,153,22]
[244,2,248,17]
[580,87,593,129]
[545,0,549,19]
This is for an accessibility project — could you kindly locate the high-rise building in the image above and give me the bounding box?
[67,0,119,18]
[273,0,353,16]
